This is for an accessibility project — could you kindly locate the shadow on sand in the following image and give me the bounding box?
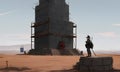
[0,67,31,71]
[49,69,120,72]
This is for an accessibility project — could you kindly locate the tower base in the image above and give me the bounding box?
[28,48,80,55]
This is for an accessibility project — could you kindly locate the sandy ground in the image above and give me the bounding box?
[0,54,120,72]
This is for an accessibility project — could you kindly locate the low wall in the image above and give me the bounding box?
[74,57,113,72]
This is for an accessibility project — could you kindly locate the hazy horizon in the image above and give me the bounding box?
[0,44,119,55]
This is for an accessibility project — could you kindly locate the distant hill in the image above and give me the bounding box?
[95,50,120,55]
[0,44,31,54]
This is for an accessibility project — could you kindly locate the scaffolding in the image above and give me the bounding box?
[31,22,34,50]
[73,24,77,49]
[31,18,50,49]
[31,21,77,49]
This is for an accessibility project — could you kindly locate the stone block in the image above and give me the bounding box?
[74,56,113,72]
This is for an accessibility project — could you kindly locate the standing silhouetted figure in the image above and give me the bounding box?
[85,35,94,57]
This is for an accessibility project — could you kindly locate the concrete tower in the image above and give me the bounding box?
[30,0,77,55]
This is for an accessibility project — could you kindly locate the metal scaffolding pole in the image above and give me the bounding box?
[73,24,77,49]
[31,22,34,50]
[75,24,77,49]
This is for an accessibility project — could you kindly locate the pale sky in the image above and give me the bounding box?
[0,0,120,51]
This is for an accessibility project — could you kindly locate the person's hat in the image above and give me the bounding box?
[86,35,90,38]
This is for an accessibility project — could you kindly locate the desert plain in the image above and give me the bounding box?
[0,54,120,72]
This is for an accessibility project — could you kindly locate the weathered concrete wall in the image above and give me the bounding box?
[34,0,73,50]
[74,57,113,72]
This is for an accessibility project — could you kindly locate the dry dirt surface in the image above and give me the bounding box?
[0,54,119,72]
